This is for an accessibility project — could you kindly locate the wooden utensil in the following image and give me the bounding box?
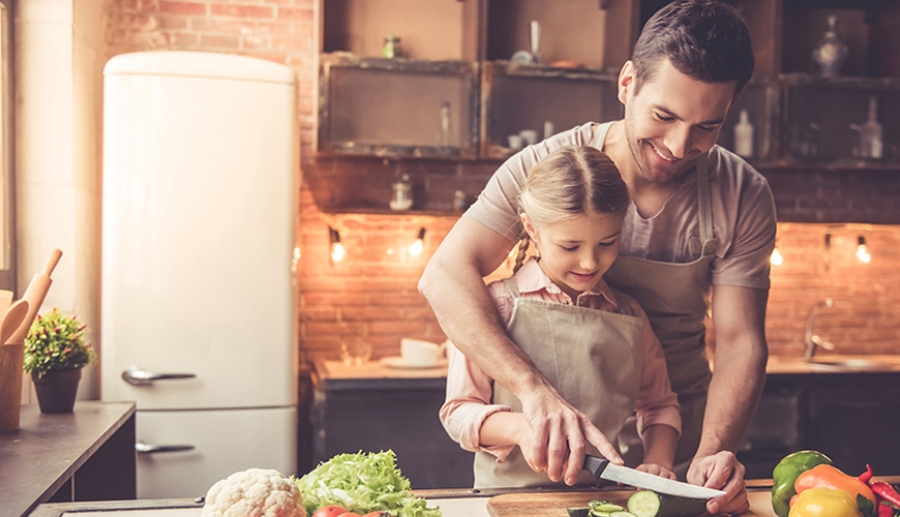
[5,249,62,345]
[0,299,29,345]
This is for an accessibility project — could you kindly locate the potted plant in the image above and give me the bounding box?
[23,308,96,413]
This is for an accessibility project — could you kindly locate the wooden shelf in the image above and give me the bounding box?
[753,159,900,172]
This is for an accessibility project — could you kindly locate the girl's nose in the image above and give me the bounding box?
[580,251,600,270]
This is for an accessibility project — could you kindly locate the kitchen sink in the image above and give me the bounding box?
[808,358,886,371]
[806,355,900,372]
[767,354,900,373]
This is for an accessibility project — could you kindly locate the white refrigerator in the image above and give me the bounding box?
[100,51,298,499]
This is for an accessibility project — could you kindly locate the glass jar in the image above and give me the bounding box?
[382,36,401,59]
[390,173,413,211]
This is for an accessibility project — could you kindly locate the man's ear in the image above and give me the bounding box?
[618,60,636,105]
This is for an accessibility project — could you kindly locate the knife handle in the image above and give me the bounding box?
[583,454,610,476]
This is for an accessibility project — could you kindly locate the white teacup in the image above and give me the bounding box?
[400,338,447,367]
[519,129,538,146]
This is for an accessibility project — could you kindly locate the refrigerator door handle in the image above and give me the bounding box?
[136,441,196,454]
[122,366,197,386]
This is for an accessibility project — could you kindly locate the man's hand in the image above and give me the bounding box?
[687,451,749,515]
[520,386,624,485]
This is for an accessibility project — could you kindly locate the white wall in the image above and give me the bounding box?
[15,0,107,400]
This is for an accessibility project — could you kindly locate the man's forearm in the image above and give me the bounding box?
[696,340,767,457]
[418,219,550,399]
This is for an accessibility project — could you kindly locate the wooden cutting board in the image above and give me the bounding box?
[486,488,778,517]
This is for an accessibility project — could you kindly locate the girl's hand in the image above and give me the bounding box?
[635,462,677,480]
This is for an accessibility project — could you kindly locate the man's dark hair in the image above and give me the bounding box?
[632,0,754,96]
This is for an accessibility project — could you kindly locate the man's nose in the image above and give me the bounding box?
[664,124,693,159]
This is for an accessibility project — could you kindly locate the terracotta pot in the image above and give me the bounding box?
[32,368,82,414]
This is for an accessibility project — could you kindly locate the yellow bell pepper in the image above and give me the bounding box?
[788,487,863,517]
[794,464,877,510]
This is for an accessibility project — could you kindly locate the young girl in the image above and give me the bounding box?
[439,146,682,488]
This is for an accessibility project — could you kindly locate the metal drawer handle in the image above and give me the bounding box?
[122,366,196,386]
[136,441,196,454]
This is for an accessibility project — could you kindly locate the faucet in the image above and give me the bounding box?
[804,298,835,360]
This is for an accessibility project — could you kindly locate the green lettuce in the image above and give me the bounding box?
[294,450,442,517]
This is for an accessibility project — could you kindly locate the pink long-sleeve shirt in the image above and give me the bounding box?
[440,259,682,461]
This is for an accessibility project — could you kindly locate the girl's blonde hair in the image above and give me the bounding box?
[513,146,629,272]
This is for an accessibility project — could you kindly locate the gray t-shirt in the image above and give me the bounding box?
[465,121,777,289]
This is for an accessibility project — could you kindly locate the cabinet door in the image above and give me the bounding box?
[807,373,900,475]
[481,62,621,159]
[318,54,479,159]
[313,385,475,489]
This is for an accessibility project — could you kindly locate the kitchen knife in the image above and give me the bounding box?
[583,455,726,499]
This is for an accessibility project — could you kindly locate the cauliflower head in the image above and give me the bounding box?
[201,468,306,517]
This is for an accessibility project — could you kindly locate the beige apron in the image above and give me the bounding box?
[474,276,645,488]
[593,124,716,476]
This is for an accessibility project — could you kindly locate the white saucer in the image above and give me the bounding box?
[380,356,449,369]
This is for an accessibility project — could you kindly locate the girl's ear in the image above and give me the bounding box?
[521,213,537,240]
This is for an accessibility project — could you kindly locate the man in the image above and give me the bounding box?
[419,1,775,513]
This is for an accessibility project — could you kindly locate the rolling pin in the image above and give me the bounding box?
[5,248,62,345]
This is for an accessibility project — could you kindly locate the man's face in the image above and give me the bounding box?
[619,58,737,184]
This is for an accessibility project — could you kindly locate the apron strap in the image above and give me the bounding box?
[696,156,717,256]
[502,276,521,299]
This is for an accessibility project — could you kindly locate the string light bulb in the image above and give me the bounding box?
[409,227,426,256]
[856,235,871,264]
[770,243,783,266]
[329,227,345,262]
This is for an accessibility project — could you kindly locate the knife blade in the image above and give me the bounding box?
[583,455,726,499]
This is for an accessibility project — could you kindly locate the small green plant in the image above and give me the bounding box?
[23,308,96,377]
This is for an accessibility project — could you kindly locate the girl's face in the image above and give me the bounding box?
[522,211,625,300]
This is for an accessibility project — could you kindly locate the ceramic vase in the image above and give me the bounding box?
[32,368,82,414]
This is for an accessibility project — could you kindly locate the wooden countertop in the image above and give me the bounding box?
[765,354,900,374]
[0,401,136,517]
[314,353,900,384]
[313,359,449,390]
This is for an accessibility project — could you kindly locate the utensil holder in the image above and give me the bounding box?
[0,344,24,433]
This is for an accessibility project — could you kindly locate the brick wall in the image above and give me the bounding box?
[765,222,900,357]
[105,1,900,368]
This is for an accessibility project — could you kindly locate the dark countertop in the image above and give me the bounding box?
[0,401,136,517]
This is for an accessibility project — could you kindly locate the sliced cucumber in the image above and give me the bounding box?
[594,503,625,513]
[609,512,638,517]
[627,490,661,517]
[626,490,708,517]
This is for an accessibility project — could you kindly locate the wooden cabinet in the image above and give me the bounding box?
[480,63,621,159]
[310,0,900,214]
[0,402,137,517]
[318,55,480,159]
[739,371,900,478]
[310,362,475,489]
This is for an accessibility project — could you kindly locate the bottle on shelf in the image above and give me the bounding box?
[382,36,401,59]
[390,173,413,211]
[851,95,883,160]
[733,109,754,158]
[439,101,451,147]
[811,14,849,78]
